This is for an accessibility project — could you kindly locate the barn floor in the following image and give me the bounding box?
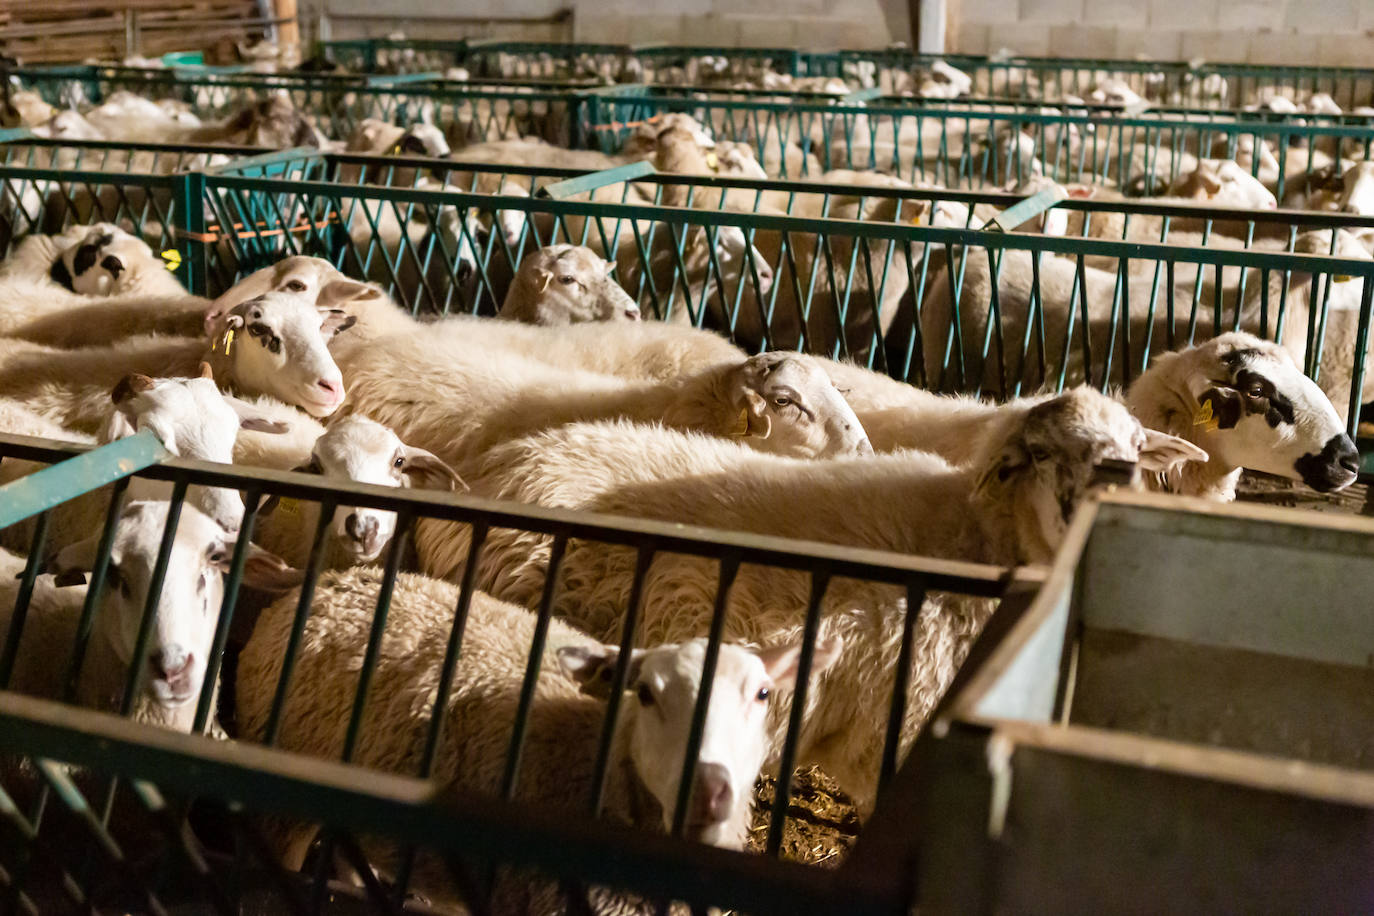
[751,471,1374,869]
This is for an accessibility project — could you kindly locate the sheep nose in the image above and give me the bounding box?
[317,378,343,401]
[150,647,192,682]
[688,762,733,825]
[345,513,380,552]
[625,307,642,321]
[100,254,124,278]
[855,437,874,456]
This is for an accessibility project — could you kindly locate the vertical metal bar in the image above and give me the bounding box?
[341,510,413,763]
[880,580,930,793]
[263,500,337,746]
[500,535,568,800]
[764,566,830,857]
[670,555,739,838]
[193,491,263,735]
[119,479,188,716]
[588,546,653,817]
[0,511,51,689]
[1347,278,1374,437]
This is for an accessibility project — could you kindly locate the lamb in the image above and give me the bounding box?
[0,500,297,734]
[235,564,838,910]
[336,346,871,482]
[0,288,354,433]
[498,244,642,324]
[0,369,293,550]
[250,415,463,569]
[411,387,1205,811]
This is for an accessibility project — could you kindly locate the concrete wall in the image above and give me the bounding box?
[953,0,1374,66]
[315,0,907,48]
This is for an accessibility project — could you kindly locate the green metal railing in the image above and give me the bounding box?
[0,432,1018,914]
[6,150,1373,427]
[583,88,1374,194]
[317,40,1374,109]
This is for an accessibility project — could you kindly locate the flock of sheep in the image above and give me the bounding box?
[0,50,1368,912]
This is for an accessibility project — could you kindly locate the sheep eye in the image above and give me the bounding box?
[636,683,654,706]
[283,279,307,292]
[1245,384,1265,398]
[558,275,577,285]
[1030,448,1050,462]
[267,335,282,355]
[755,686,770,702]
[772,396,791,408]
[393,454,405,469]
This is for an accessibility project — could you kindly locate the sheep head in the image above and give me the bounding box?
[973,387,1207,563]
[45,501,299,716]
[1129,333,1358,494]
[717,353,871,459]
[500,244,641,325]
[278,415,463,564]
[203,290,353,418]
[558,635,842,849]
[50,224,155,296]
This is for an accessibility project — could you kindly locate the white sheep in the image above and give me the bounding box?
[336,343,871,481]
[0,500,296,734]
[250,415,462,569]
[410,387,1205,811]
[0,288,354,433]
[499,244,643,325]
[235,564,839,910]
[0,369,293,550]
[1127,332,1359,499]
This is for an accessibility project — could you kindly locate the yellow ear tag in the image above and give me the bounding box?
[220,328,235,357]
[1193,399,1219,432]
[160,248,181,271]
[1334,274,1354,283]
[705,152,719,171]
[276,496,301,517]
[731,407,750,437]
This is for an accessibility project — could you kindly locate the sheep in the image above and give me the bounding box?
[821,333,1356,502]
[0,369,293,550]
[0,500,297,734]
[1127,333,1359,500]
[336,345,871,483]
[235,564,839,911]
[250,415,463,569]
[0,289,355,433]
[498,244,642,325]
[0,225,201,339]
[411,388,1206,811]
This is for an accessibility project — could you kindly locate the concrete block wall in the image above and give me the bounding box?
[317,0,902,49]
[955,0,1374,66]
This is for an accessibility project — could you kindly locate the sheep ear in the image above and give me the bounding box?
[111,373,155,404]
[199,361,214,380]
[43,535,103,586]
[239,543,304,593]
[557,644,646,698]
[535,267,553,293]
[1139,429,1209,473]
[222,395,291,435]
[757,635,843,691]
[318,307,357,338]
[400,446,466,492]
[1199,167,1223,195]
[730,383,773,439]
[317,279,382,308]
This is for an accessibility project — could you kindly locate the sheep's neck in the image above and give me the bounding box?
[1133,370,1242,501]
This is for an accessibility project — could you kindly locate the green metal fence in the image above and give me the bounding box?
[317,39,1374,109]
[0,431,1020,914]
[5,149,1373,427]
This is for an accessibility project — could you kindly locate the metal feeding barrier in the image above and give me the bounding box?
[316,38,1374,109]
[0,430,1029,914]
[3,142,1374,443]
[15,64,1374,194]
[909,490,1374,912]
